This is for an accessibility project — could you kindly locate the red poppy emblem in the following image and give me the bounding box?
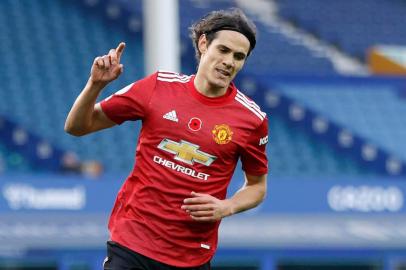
[188,117,202,131]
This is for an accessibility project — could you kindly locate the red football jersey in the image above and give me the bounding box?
[100,71,268,267]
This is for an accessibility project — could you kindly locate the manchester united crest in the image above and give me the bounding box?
[212,124,233,144]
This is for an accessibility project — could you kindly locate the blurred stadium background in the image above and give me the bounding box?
[1,0,406,269]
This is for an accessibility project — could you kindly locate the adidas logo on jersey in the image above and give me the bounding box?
[163,110,178,122]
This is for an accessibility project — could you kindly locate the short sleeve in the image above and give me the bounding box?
[240,117,269,176]
[99,72,157,125]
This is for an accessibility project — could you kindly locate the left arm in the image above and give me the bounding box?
[181,173,267,222]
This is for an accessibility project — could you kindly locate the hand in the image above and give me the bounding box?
[90,42,125,85]
[181,191,233,222]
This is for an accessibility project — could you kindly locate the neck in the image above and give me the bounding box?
[194,72,228,98]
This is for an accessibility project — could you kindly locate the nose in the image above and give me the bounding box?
[222,54,234,69]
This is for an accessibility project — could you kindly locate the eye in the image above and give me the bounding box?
[234,53,246,61]
[219,47,228,53]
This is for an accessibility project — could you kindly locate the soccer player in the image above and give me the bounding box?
[65,8,268,270]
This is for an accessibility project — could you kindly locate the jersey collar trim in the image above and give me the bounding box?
[188,75,237,106]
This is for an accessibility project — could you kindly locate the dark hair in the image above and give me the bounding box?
[189,8,257,64]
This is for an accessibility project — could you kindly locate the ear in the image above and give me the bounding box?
[198,34,208,55]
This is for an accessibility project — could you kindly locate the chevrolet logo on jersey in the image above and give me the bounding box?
[157,139,217,166]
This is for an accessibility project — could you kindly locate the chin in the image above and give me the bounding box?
[215,81,228,89]
[210,77,229,89]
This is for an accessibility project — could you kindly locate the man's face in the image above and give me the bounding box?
[197,30,250,90]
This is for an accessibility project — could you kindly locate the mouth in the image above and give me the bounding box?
[215,68,231,78]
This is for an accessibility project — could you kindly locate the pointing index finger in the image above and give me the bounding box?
[116,42,126,61]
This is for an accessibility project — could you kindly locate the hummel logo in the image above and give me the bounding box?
[163,110,178,122]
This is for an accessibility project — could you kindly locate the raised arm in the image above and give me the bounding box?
[182,172,267,222]
[64,42,126,136]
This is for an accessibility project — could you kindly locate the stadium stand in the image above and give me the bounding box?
[0,0,144,173]
[269,114,374,177]
[260,76,406,176]
[245,22,336,75]
[0,116,65,172]
[277,0,406,61]
[274,80,406,163]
